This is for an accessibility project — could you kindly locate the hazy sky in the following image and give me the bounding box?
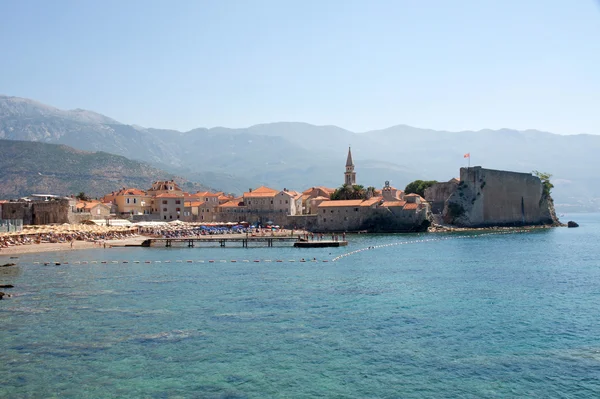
[1,0,599,134]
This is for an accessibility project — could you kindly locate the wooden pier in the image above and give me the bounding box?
[142,237,346,248]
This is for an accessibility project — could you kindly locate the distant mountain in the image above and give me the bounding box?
[1,95,599,211]
[0,140,211,199]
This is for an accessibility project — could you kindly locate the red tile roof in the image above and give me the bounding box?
[113,188,146,196]
[318,200,365,207]
[361,197,382,206]
[155,193,183,198]
[383,200,407,207]
[403,203,419,210]
[219,199,245,208]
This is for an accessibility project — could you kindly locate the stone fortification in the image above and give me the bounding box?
[1,199,71,225]
[443,167,558,227]
[424,178,459,214]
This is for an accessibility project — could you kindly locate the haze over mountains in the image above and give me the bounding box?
[1,95,599,211]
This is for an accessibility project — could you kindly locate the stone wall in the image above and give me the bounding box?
[1,199,70,225]
[424,180,458,214]
[443,167,557,227]
[31,200,70,225]
[287,215,318,231]
[314,204,430,233]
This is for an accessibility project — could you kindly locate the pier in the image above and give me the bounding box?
[141,237,346,248]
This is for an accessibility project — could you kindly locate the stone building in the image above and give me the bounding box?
[442,167,558,227]
[102,188,153,217]
[2,197,71,225]
[156,192,185,221]
[424,178,459,214]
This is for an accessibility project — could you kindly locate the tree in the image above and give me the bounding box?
[532,170,554,197]
[75,191,90,201]
[331,184,367,200]
[404,180,438,197]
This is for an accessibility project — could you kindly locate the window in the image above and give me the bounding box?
[323,210,326,214]
[163,208,167,212]
[280,200,282,204]
[133,198,137,204]
[162,200,167,204]
[331,210,334,213]
[270,200,273,205]
[355,208,359,212]
[170,215,172,219]
[285,200,288,204]
[126,198,130,204]
[176,208,181,212]
[324,218,327,222]
[164,216,167,220]
[175,200,181,204]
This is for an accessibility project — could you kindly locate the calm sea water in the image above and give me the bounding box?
[2,215,600,398]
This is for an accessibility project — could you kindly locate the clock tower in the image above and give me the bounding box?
[344,147,356,186]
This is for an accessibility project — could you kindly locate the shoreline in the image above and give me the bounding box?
[0,224,561,258]
[0,236,147,257]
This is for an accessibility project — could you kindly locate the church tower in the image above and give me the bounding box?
[344,146,356,186]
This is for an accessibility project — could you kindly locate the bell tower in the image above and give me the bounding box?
[344,146,356,186]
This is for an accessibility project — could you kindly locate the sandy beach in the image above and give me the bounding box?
[0,222,306,257]
[0,236,146,257]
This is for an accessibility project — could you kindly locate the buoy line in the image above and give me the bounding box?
[27,231,529,265]
[331,229,532,262]
[33,258,330,265]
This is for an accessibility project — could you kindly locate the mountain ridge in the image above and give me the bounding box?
[1,95,599,211]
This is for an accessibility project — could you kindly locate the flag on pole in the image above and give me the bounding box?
[464,153,470,158]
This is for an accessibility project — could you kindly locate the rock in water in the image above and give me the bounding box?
[567,221,579,228]
[1,263,16,267]
[0,284,14,288]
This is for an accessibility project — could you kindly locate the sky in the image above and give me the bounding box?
[1,0,599,134]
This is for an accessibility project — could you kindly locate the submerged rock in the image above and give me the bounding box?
[0,284,14,288]
[567,221,579,228]
[1,263,16,267]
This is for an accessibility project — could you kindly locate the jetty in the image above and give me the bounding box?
[142,237,346,248]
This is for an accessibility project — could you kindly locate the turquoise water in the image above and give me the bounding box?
[2,216,600,398]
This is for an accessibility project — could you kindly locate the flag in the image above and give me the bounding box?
[463,153,470,158]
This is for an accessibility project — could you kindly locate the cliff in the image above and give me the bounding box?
[442,167,560,227]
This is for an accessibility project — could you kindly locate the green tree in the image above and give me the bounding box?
[532,170,554,197]
[331,184,367,200]
[75,191,90,201]
[404,180,438,197]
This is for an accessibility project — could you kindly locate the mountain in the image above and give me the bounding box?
[0,140,211,199]
[1,95,599,211]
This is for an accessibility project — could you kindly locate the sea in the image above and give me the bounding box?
[1,214,600,398]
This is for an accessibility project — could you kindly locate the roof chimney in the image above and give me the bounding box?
[249,188,252,193]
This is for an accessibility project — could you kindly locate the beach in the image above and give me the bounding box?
[0,223,306,257]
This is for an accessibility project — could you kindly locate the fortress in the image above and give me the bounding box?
[425,166,559,228]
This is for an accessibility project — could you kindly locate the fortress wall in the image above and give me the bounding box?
[425,180,458,213]
[448,167,553,227]
[31,200,70,225]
